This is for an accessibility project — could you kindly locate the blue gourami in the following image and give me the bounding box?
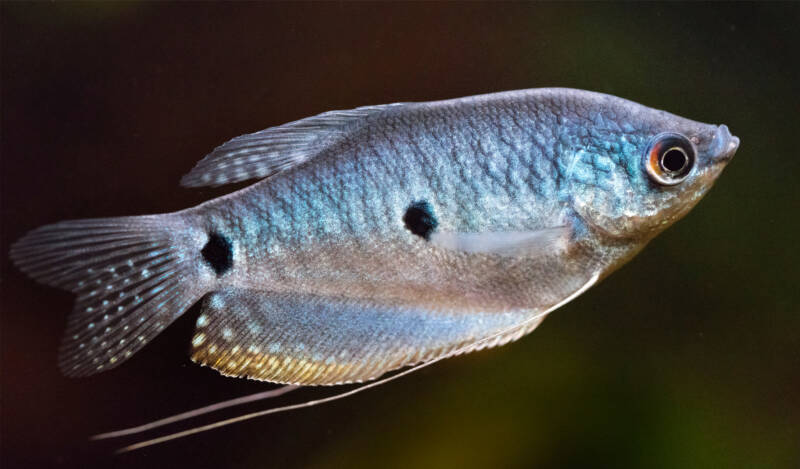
[10,88,739,385]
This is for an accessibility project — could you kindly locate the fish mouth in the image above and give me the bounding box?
[711,124,740,163]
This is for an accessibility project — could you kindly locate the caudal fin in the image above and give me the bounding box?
[10,214,209,376]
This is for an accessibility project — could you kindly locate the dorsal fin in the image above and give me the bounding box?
[181,103,408,187]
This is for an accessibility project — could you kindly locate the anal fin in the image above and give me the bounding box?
[190,290,545,385]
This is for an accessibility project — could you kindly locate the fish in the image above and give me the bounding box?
[10,88,739,388]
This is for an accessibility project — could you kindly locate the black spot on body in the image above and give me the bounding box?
[202,232,233,276]
[403,200,438,240]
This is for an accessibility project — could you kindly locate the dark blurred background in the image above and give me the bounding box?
[2,3,798,468]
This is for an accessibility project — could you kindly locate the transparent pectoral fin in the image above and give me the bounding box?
[429,226,571,257]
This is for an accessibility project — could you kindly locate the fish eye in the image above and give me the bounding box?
[644,133,696,185]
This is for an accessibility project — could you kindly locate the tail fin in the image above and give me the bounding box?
[10,214,209,376]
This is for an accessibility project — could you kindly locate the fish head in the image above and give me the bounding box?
[569,97,739,240]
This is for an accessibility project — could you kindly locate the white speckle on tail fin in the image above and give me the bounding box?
[10,214,209,376]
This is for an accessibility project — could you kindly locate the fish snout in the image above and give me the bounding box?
[711,124,740,163]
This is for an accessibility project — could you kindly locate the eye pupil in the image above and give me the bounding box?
[662,148,688,173]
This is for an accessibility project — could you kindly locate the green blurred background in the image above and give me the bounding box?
[2,3,798,468]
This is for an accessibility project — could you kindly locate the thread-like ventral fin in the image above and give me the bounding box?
[10,215,206,376]
[181,102,408,187]
[190,289,544,385]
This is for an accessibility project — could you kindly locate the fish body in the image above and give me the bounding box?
[10,88,738,384]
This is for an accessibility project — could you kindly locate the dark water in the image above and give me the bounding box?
[2,3,798,468]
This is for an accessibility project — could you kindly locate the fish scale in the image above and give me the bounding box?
[10,88,738,384]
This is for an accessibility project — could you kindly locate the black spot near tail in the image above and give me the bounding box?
[202,232,233,276]
[403,200,438,241]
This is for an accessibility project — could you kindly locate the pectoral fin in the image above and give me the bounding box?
[429,226,571,258]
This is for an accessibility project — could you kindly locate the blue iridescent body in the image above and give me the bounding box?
[11,88,738,384]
